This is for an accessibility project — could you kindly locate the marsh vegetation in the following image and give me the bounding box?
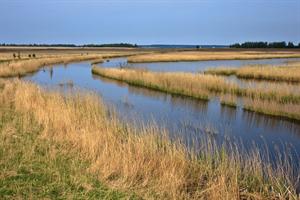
[0,80,299,199]
[1,48,300,199]
[205,61,300,82]
[0,48,149,77]
[92,66,300,121]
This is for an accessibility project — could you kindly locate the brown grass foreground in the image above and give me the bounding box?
[0,80,299,199]
[127,51,300,63]
[205,62,300,82]
[0,54,104,77]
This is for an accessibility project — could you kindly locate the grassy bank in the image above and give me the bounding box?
[0,80,299,199]
[205,62,300,82]
[0,54,105,77]
[92,66,300,120]
[0,107,135,199]
[127,51,300,63]
[91,58,104,65]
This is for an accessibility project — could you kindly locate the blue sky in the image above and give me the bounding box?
[0,0,299,45]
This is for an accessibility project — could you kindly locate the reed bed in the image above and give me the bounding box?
[92,66,235,101]
[243,98,300,121]
[127,51,300,63]
[0,80,299,199]
[92,66,300,120]
[205,62,300,82]
[240,80,300,97]
[205,67,237,76]
[92,66,300,103]
[0,54,103,77]
[219,94,238,107]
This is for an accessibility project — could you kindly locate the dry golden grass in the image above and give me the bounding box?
[243,98,300,121]
[127,51,300,63]
[0,48,153,67]
[0,54,106,77]
[92,66,237,100]
[205,62,300,82]
[92,66,300,103]
[0,47,155,77]
[205,67,238,76]
[237,65,300,82]
[0,80,298,199]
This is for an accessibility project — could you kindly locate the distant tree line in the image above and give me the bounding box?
[0,43,139,48]
[230,41,300,48]
[82,43,138,48]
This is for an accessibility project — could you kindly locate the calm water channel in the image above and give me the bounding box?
[22,61,300,165]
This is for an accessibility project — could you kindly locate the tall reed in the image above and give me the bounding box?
[92,66,300,102]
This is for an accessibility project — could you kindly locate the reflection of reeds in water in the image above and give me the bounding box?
[220,104,237,120]
[58,80,74,88]
[1,80,299,199]
[92,66,239,101]
[121,95,134,108]
[92,66,300,120]
[243,99,300,121]
[93,66,300,104]
[94,73,209,113]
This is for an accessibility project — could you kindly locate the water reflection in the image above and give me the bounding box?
[93,75,210,114]
[242,110,300,137]
[101,57,300,73]
[23,62,300,164]
[49,67,53,80]
[220,105,237,121]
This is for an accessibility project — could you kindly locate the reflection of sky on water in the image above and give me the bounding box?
[24,61,300,165]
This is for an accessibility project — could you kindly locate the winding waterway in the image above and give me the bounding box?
[23,61,300,165]
[101,57,300,72]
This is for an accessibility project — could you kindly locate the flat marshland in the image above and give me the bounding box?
[0,80,299,199]
[1,48,300,199]
[127,50,300,63]
[0,54,104,77]
[0,47,150,77]
[92,66,300,120]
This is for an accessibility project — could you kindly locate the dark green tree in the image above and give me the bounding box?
[287,42,294,48]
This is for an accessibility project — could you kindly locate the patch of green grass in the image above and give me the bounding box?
[0,107,138,200]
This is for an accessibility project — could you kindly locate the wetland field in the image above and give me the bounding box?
[1,47,300,199]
